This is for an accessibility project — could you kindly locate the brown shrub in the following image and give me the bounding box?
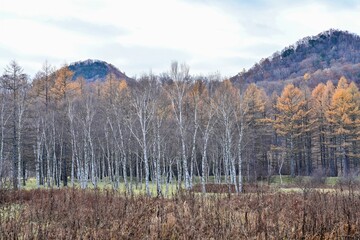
[0,186,360,239]
[192,183,270,193]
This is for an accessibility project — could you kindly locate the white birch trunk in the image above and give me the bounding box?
[201,130,210,193]
[17,96,25,188]
[68,102,76,187]
[155,119,162,196]
[237,124,244,193]
[142,127,150,196]
[190,105,198,189]
[43,129,51,187]
[0,99,6,181]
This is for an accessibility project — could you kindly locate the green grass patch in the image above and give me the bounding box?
[18,177,181,197]
[0,203,24,221]
[12,175,359,195]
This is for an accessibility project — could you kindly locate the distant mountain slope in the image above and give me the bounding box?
[68,59,131,82]
[231,29,360,91]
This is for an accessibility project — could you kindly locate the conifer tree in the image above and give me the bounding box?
[242,83,268,180]
[0,61,28,189]
[275,84,304,177]
[327,77,360,176]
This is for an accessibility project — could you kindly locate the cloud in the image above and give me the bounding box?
[44,18,128,38]
[1,0,360,77]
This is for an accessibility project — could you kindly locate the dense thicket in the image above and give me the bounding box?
[1,185,360,239]
[0,60,360,194]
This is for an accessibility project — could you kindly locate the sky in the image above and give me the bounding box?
[1,0,360,79]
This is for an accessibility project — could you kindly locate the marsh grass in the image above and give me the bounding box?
[0,179,360,239]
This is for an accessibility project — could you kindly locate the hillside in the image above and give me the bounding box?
[68,59,131,82]
[231,29,360,92]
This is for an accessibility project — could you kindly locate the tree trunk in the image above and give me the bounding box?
[12,91,18,189]
[290,136,295,177]
[143,129,150,196]
[237,124,244,193]
[155,121,162,196]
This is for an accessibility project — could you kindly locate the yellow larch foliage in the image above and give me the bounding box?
[242,83,266,126]
[51,66,74,102]
[118,79,128,92]
[275,83,305,137]
[327,77,360,137]
[326,77,360,176]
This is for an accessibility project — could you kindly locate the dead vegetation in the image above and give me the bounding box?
[0,182,360,239]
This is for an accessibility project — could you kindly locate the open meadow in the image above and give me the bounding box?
[1,177,360,239]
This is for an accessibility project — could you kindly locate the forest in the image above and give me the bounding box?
[0,59,359,196]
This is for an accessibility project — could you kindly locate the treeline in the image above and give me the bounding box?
[0,60,360,195]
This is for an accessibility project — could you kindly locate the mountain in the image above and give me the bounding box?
[231,29,360,92]
[68,59,131,82]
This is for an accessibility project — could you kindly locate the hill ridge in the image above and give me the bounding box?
[68,59,131,82]
[231,29,360,92]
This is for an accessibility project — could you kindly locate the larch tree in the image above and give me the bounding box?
[242,83,268,181]
[323,81,336,176]
[275,84,305,177]
[49,65,74,187]
[30,61,56,187]
[268,91,285,182]
[0,61,28,189]
[347,82,360,170]
[299,83,313,175]
[311,81,335,174]
[0,87,10,184]
[327,77,360,176]
[51,65,74,106]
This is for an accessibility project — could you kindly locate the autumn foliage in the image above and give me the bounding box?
[2,60,360,196]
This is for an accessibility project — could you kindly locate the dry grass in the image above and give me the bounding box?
[0,182,360,239]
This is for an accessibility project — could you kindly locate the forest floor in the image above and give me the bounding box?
[1,176,360,239]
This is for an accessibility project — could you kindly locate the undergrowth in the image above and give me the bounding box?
[0,182,359,239]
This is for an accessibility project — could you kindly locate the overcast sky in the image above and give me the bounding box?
[1,0,360,78]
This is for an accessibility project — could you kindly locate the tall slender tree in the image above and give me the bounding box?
[0,61,28,189]
[129,75,157,196]
[242,83,268,181]
[167,62,191,189]
[214,80,239,192]
[275,84,305,177]
[327,77,360,176]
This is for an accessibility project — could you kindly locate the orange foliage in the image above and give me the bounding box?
[275,84,305,136]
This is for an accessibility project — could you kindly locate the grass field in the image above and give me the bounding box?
[17,177,183,197]
[1,175,360,239]
[6,174,360,198]
[17,174,356,191]
[1,178,360,239]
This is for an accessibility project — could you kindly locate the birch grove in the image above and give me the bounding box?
[1,60,360,193]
